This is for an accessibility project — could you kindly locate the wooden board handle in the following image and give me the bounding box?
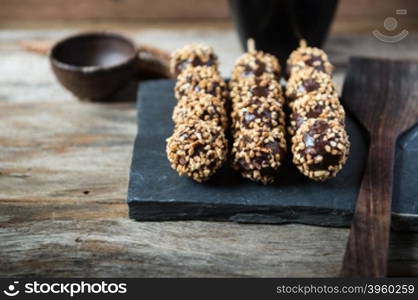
[341,137,395,277]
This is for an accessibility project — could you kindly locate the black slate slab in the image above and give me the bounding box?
[127,79,418,231]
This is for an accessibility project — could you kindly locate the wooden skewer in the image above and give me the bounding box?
[299,39,307,48]
[247,38,256,53]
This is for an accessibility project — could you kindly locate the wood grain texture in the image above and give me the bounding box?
[1,26,418,277]
[0,101,348,277]
[341,58,418,277]
[1,0,418,35]
[1,100,418,277]
[0,0,230,21]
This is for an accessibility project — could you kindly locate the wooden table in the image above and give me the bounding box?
[1,25,418,277]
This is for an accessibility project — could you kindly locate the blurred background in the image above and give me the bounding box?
[1,0,418,31]
[1,0,418,102]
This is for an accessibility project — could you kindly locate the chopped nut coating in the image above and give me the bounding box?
[287,46,333,76]
[173,93,228,128]
[230,50,286,183]
[170,44,218,77]
[286,44,350,181]
[175,65,227,100]
[166,120,228,182]
[288,93,345,135]
[291,119,349,181]
[232,128,287,184]
[286,68,337,103]
[168,44,227,182]
[230,50,281,88]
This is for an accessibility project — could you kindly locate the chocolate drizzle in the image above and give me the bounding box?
[242,59,267,77]
[175,54,216,76]
[301,120,342,171]
[303,79,320,92]
[252,86,269,97]
[305,55,326,72]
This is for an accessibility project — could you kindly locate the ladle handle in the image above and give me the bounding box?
[341,137,395,277]
[136,44,172,79]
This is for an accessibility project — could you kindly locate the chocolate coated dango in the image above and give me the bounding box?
[174,65,227,100]
[230,75,285,110]
[232,101,285,132]
[173,93,228,128]
[167,44,227,182]
[286,41,349,181]
[230,50,281,87]
[232,128,286,184]
[230,43,286,184]
[170,44,218,77]
[166,120,228,182]
[288,93,345,135]
[285,68,337,103]
[287,44,333,76]
[291,119,349,181]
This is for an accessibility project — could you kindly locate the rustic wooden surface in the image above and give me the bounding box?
[2,0,418,34]
[1,26,418,277]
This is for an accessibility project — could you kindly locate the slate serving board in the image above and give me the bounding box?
[128,79,418,231]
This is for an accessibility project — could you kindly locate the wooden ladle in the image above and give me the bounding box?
[21,33,171,101]
[340,57,418,277]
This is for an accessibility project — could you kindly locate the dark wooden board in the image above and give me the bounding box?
[341,58,418,277]
[127,79,418,231]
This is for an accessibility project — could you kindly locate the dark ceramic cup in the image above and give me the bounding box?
[229,0,338,66]
[50,32,138,101]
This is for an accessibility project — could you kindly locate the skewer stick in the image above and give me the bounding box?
[299,39,307,48]
[247,38,256,53]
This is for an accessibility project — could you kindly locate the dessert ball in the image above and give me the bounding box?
[230,75,285,109]
[170,44,218,76]
[287,46,333,76]
[230,50,281,86]
[288,93,346,135]
[291,119,350,181]
[285,68,337,102]
[232,128,287,184]
[173,93,228,128]
[231,101,285,132]
[166,120,228,182]
[174,65,227,100]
